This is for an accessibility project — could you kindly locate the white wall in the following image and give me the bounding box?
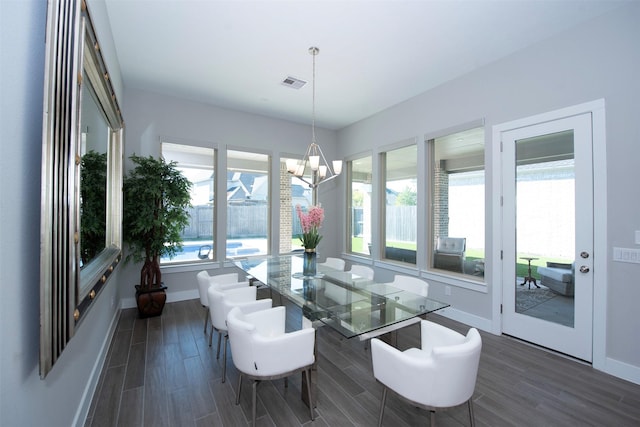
[1,1,123,426]
[119,88,341,304]
[336,3,640,378]
[118,2,640,381]
[2,3,639,425]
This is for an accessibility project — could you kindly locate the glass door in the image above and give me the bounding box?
[501,112,594,362]
[515,131,575,327]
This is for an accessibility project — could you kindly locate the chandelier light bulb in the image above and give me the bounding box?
[309,155,320,171]
[286,159,298,174]
[333,160,343,176]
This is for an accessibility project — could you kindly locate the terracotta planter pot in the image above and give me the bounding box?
[135,284,167,318]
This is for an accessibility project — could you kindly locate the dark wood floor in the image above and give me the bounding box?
[86,293,640,426]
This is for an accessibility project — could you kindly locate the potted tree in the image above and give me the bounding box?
[123,154,191,317]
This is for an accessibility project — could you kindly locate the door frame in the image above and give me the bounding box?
[502,113,593,361]
[491,99,607,369]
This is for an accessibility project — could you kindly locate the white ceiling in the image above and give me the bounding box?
[103,0,625,130]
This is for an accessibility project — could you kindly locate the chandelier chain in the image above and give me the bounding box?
[311,47,318,145]
[286,46,341,205]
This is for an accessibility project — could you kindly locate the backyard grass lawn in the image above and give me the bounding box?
[351,236,366,253]
[350,237,567,278]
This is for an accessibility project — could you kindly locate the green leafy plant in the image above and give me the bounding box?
[123,155,192,290]
[395,186,417,206]
[80,150,107,266]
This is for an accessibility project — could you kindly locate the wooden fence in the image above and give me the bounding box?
[181,205,416,242]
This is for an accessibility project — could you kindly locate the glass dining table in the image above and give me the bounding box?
[233,254,449,407]
[234,254,449,338]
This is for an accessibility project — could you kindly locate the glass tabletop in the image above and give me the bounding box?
[234,254,449,339]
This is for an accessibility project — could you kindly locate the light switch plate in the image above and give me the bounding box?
[636,230,640,245]
[613,247,640,264]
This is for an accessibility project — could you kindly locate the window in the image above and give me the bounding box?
[282,157,312,253]
[429,126,485,278]
[161,142,215,263]
[382,145,417,264]
[347,155,372,255]
[226,149,270,257]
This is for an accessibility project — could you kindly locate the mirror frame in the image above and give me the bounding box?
[40,0,124,378]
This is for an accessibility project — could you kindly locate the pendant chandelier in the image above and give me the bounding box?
[286,47,342,204]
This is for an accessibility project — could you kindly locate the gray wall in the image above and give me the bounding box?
[117,88,341,306]
[2,1,639,426]
[337,3,640,376]
[1,1,124,426]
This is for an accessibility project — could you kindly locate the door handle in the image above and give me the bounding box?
[579,265,590,273]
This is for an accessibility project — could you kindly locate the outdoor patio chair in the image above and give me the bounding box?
[434,237,466,273]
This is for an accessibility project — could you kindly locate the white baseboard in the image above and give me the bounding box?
[72,305,121,427]
[116,289,640,388]
[436,306,494,333]
[439,308,640,386]
[121,289,200,309]
[602,357,640,386]
[125,289,497,334]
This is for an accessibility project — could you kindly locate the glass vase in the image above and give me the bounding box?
[303,249,317,277]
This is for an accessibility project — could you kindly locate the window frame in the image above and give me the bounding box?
[346,153,373,257]
[378,139,419,267]
[225,147,272,259]
[424,120,487,285]
[160,140,217,265]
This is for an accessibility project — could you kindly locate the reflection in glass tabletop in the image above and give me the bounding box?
[234,255,449,339]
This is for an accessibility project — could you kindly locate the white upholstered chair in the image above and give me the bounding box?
[196,271,250,340]
[208,286,272,383]
[226,306,316,427]
[433,237,466,273]
[347,264,375,280]
[323,265,373,305]
[320,257,345,271]
[371,319,482,426]
[385,274,429,296]
[358,275,429,345]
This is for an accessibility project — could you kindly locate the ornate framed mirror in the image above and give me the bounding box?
[40,0,124,378]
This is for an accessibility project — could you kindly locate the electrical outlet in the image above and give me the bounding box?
[445,286,452,296]
[636,230,640,245]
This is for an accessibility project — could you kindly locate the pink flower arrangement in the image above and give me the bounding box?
[295,204,324,249]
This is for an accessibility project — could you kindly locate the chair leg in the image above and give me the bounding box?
[430,410,436,426]
[208,327,213,347]
[377,386,387,427]
[305,369,314,421]
[235,373,242,405]
[468,399,475,427]
[203,307,209,334]
[222,334,228,383]
[216,332,222,358]
[251,380,258,427]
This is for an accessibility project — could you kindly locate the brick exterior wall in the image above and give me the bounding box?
[280,161,292,254]
[433,159,449,242]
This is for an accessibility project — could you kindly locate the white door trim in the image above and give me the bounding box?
[491,99,607,370]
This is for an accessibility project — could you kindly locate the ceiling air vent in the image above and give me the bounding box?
[281,76,306,89]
